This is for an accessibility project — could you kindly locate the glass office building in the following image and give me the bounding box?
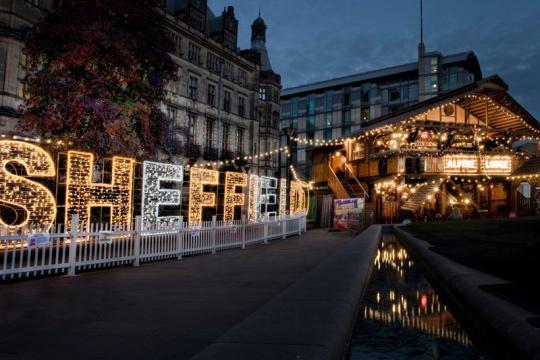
[280,50,482,179]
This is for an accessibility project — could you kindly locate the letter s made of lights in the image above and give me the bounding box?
[0,140,57,231]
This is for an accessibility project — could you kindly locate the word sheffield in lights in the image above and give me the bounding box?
[0,140,308,232]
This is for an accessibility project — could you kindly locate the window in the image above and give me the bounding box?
[342,110,351,125]
[324,128,332,141]
[187,112,196,143]
[281,101,291,115]
[307,115,315,130]
[361,107,370,122]
[205,117,215,149]
[238,96,245,117]
[17,51,27,99]
[223,90,231,112]
[343,93,351,106]
[207,52,221,73]
[238,69,247,86]
[207,83,216,106]
[332,93,342,107]
[342,126,351,136]
[188,42,201,63]
[188,76,198,100]
[236,127,245,154]
[259,87,267,101]
[389,87,400,102]
[168,31,182,57]
[315,96,324,109]
[222,62,233,79]
[222,123,230,151]
[166,107,177,121]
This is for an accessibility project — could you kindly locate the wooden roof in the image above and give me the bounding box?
[355,75,540,136]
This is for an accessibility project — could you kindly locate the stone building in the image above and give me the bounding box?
[0,0,281,177]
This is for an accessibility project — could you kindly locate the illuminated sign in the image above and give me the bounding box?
[279,178,287,216]
[290,180,309,215]
[65,151,134,232]
[188,168,219,224]
[483,156,512,175]
[0,141,56,231]
[0,141,301,229]
[223,172,247,223]
[443,155,478,174]
[142,161,183,227]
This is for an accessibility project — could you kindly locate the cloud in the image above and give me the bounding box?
[209,0,540,119]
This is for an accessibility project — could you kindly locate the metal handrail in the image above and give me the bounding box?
[345,163,369,198]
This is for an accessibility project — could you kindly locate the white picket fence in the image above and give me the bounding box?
[0,215,307,281]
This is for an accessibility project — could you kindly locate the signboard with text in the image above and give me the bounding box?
[333,198,365,231]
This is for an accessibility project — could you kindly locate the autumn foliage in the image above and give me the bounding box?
[20,0,178,158]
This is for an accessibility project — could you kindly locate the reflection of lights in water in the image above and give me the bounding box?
[349,234,483,358]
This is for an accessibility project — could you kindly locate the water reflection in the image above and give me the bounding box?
[349,234,487,359]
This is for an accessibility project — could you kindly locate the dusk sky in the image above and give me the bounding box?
[212,0,540,119]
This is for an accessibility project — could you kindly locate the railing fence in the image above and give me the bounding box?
[0,215,307,281]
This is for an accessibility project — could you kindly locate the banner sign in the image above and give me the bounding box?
[98,231,113,244]
[28,232,50,249]
[333,198,365,231]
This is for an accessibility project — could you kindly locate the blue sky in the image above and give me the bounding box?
[211,0,540,119]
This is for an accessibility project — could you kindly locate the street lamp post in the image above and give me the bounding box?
[282,127,296,213]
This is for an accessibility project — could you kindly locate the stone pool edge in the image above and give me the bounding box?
[191,225,382,360]
[394,225,540,360]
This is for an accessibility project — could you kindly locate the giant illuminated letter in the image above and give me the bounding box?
[0,141,56,231]
[247,175,278,222]
[259,176,278,219]
[279,178,287,217]
[142,161,183,228]
[65,151,134,231]
[223,172,247,223]
[188,168,219,224]
[290,180,309,216]
[247,174,259,222]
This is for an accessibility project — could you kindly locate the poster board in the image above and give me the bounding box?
[28,233,50,249]
[333,198,365,231]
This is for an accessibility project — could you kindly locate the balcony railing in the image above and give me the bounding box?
[185,143,201,159]
[220,149,235,160]
[203,147,219,160]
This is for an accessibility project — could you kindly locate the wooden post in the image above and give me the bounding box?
[177,216,184,260]
[211,215,217,254]
[67,214,79,276]
[133,216,142,267]
[263,220,269,244]
[241,215,246,250]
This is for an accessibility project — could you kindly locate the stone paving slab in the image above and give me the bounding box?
[0,229,353,360]
[192,225,381,360]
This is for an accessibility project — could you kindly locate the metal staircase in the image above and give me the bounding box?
[401,183,435,212]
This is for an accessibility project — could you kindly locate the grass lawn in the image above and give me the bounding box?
[403,216,540,315]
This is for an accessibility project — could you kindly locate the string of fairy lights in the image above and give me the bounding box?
[288,93,540,148]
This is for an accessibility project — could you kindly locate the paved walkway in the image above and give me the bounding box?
[0,229,353,360]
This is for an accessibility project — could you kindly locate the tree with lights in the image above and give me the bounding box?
[20,0,177,158]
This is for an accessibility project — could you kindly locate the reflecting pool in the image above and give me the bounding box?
[348,233,489,359]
